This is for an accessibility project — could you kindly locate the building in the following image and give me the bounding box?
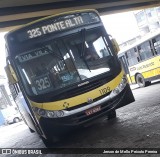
[119,7,160,50]
[0,85,12,110]
[0,84,12,125]
[134,7,160,36]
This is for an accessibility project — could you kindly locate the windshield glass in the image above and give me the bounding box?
[15,27,115,96]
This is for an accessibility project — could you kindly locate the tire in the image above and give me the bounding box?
[13,117,20,123]
[41,136,59,147]
[136,74,147,87]
[108,110,116,120]
[29,127,35,133]
[146,81,151,86]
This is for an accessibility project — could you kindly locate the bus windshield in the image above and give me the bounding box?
[15,27,115,95]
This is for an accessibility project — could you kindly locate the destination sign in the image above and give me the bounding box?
[16,47,50,63]
[16,12,100,42]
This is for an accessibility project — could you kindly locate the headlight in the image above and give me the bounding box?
[122,77,127,84]
[110,75,128,97]
[32,107,64,118]
[56,111,64,117]
[113,88,120,94]
[46,111,55,118]
[119,83,125,90]
[37,109,46,117]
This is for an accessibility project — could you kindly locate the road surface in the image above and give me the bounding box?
[1,81,160,157]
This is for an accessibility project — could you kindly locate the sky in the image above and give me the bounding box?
[0,10,140,77]
[101,11,139,43]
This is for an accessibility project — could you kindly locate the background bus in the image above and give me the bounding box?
[5,9,134,146]
[118,30,160,87]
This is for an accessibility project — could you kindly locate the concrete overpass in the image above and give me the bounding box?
[0,0,160,32]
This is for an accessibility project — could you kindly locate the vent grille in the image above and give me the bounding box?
[58,76,112,100]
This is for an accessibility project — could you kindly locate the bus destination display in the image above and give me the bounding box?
[16,12,100,42]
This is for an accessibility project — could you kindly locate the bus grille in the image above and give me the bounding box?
[66,91,111,111]
[61,95,121,125]
[72,98,118,124]
[58,76,113,100]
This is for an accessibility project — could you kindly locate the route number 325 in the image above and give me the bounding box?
[35,76,51,91]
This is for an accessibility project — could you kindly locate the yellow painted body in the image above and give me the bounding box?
[126,74,132,84]
[30,71,124,111]
[128,55,160,83]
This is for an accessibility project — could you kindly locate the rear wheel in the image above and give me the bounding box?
[108,110,116,120]
[136,74,148,87]
[41,136,59,147]
[29,127,35,133]
[146,81,151,86]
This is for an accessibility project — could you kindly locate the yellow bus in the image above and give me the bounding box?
[118,30,160,87]
[4,9,134,146]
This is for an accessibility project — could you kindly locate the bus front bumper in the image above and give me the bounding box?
[39,84,134,137]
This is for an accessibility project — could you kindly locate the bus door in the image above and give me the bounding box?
[119,55,132,84]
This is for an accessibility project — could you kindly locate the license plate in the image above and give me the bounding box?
[85,106,101,116]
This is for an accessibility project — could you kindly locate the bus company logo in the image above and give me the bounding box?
[130,67,136,71]
[137,62,154,70]
[2,149,11,154]
[87,98,93,104]
[63,102,69,108]
[78,81,89,87]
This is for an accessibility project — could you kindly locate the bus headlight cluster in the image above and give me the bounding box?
[32,107,64,118]
[112,76,128,96]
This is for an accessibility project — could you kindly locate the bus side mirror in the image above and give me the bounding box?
[4,64,18,84]
[111,38,120,55]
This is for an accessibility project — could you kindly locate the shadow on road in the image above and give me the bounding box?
[48,117,119,148]
[130,80,160,91]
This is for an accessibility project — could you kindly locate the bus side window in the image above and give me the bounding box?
[134,48,140,62]
[126,48,139,66]
[152,36,160,55]
[138,41,153,61]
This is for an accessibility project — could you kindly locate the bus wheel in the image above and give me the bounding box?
[41,136,59,147]
[146,81,151,86]
[29,127,35,133]
[136,74,146,87]
[108,110,116,120]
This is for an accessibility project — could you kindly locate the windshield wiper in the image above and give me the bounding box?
[80,29,91,72]
[81,28,86,57]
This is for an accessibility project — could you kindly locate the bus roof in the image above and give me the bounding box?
[118,29,160,55]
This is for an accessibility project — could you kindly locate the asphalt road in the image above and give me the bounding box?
[1,81,160,157]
